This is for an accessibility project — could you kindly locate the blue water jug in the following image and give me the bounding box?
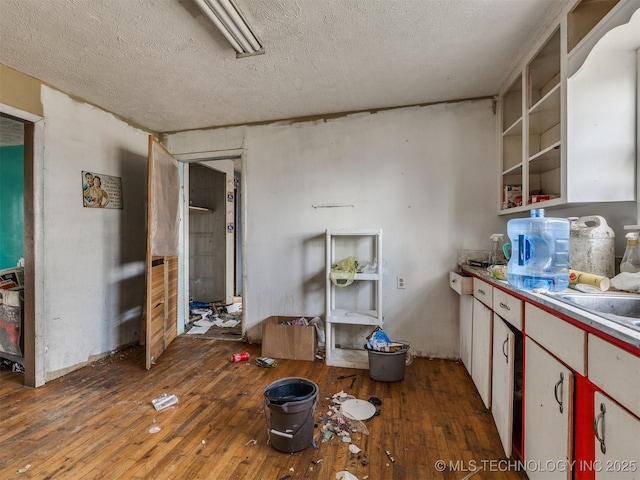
[506,209,570,291]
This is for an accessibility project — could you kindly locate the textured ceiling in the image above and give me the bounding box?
[0,0,570,133]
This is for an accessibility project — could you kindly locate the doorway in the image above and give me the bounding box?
[179,154,244,341]
[0,111,39,386]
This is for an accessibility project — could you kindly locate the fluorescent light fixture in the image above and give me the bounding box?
[193,0,263,56]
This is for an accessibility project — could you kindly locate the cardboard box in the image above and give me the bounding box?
[529,194,550,204]
[261,316,316,361]
[503,185,522,209]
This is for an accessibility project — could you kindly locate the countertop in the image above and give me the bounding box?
[458,265,640,352]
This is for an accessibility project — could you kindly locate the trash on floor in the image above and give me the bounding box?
[212,316,240,328]
[186,299,242,334]
[185,318,215,335]
[340,398,376,421]
[256,357,277,368]
[231,352,250,362]
[151,393,178,411]
[1,358,25,373]
[336,471,359,480]
[384,449,396,462]
[318,390,373,450]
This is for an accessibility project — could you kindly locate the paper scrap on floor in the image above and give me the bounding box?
[186,318,215,335]
[212,317,240,328]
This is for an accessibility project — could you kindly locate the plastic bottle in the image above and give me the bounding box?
[489,233,504,265]
[568,216,615,278]
[506,209,570,291]
[620,232,640,273]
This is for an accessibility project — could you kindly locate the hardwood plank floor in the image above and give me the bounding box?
[0,338,528,479]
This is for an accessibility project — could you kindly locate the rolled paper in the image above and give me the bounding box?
[568,269,610,291]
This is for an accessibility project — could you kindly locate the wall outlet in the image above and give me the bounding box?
[397,277,405,289]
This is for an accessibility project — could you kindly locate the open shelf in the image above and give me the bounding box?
[568,0,620,52]
[189,206,213,213]
[325,229,382,368]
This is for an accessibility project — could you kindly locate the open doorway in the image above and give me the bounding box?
[0,112,39,386]
[0,114,26,375]
[180,155,244,341]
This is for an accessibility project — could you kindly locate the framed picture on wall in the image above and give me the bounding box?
[82,171,123,209]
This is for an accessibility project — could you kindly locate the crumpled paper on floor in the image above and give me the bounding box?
[336,471,358,480]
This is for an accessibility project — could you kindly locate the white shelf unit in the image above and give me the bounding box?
[325,229,382,368]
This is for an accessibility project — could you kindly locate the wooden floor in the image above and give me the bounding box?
[0,338,529,480]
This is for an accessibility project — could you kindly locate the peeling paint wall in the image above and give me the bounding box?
[40,87,149,379]
[166,100,506,359]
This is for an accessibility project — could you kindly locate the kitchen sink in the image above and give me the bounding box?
[548,292,640,331]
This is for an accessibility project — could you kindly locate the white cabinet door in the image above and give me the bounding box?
[492,316,515,457]
[594,392,640,480]
[589,334,640,419]
[472,298,492,408]
[524,338,573,480]
[449,271,473,375]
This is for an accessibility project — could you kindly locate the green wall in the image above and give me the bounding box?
[0,145,24,269]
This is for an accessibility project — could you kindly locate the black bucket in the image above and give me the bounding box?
[264,377,318,452]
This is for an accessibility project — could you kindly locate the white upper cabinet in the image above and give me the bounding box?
[566,6,639,203]
[497,0,639,214]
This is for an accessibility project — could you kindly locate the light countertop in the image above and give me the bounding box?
[458,265,640,352]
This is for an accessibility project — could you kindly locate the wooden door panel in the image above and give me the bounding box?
[145,137,180,369]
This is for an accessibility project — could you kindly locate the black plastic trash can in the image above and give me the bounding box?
[263,377,318,452]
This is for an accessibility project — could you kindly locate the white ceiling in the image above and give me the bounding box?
[0,0,570,134]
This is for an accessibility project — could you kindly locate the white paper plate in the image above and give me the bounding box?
[340,399,376,420]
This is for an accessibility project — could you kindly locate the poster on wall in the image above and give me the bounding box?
[82,171,123,209]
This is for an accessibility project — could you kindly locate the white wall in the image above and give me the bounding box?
[41,87,149,380]
[30,89,636,381]
[166,100,505,359]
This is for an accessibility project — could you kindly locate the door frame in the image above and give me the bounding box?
[174,149,246,337]
[0,103,45,387]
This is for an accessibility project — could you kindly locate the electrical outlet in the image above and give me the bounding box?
[397,277,405,289]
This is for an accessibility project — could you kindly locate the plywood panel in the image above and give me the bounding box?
[145,136,180,369]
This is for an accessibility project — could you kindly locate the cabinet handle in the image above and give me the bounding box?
[553,372,564,414]
[452,278,457,283]
[502,336,509,362]
[477,289,486,295]
[594,402,606,454]
[499,302,510,311]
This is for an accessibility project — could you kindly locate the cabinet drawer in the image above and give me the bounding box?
[493,288,523,331]
[525,303,586,375]
[449,271,473,295]
[473,278,493,308]
[589,334,640,419]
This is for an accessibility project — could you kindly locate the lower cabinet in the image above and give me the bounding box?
[586,333,640,480]
[459,293,473,375]
[455,271,639,477]
[449,271,474,375]
[472,298,492,409]
[524,338,574,480]
[491,316,515,457]
[593,392,640,480]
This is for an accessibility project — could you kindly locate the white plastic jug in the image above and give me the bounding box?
[568,216,615,278]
